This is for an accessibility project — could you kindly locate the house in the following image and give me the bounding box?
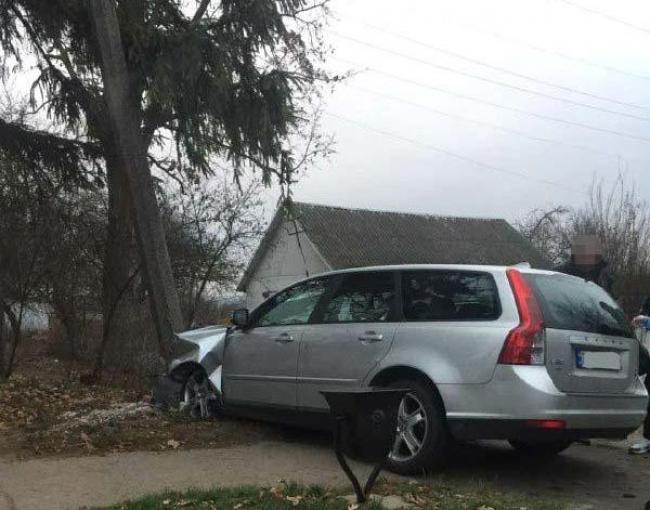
[237,201,550,309]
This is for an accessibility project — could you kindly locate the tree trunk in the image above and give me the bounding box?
[0,303,21,381]
[0,311,7,383]
[52,283,78,360]
[100,151,136,370]
[88,0,184,362]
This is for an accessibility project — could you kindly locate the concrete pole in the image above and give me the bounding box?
[88,0,184,361]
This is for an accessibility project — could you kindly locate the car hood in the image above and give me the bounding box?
[170,325,229,373]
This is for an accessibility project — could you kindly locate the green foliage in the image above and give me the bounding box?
[0,118,102,186]
[0,0,330,185]
[94,481,567,510]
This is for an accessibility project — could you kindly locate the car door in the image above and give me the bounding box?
[222,277,328,408]
[297,271,398,411]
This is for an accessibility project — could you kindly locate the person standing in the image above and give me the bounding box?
[629,297,650,454]
[556,235,613,293]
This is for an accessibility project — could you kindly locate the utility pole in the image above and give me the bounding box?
[88,0,184,361]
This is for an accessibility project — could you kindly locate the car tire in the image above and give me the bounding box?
[508,439,573,456]
[180,368,222,418]
[385,379,448,475]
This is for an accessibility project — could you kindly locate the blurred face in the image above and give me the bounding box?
[572,235,603,267]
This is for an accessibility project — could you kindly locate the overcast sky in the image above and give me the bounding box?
[264,0,650,223]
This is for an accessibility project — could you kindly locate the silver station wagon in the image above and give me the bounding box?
[168,264,648,474]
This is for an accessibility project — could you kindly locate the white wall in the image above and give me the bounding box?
[0,303,52,334]
[245,220,330,310]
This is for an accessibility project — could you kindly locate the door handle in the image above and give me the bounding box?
[358,331,383,343]
[273,333,294,343]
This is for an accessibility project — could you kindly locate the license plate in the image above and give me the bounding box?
[576,350,621,371]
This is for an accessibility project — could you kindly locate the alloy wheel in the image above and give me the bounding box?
[390,392,429,462]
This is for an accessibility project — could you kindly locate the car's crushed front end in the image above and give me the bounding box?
[152,326,228,414]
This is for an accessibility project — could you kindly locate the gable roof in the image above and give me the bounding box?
[238,201,551,290]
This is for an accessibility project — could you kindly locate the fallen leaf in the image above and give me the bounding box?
[404,494,429,507]
[162,499,171,505]
[477,506,495,510]
[233,504,243,510]
[347,504,359,510]
[166,439,180,449]
[286,495,303,506]
[269,486,284,499]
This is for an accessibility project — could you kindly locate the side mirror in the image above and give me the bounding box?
[232,308,249,328]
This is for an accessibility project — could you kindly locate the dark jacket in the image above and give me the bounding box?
[555,258,614,295]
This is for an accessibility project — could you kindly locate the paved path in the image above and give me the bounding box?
[0,441,375,510]
[446,440,650,510]
[2,436,650,510]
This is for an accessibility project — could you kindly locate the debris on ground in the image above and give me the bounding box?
[94,482,567,510]
[0,340,280,459]
[55,401,157,431]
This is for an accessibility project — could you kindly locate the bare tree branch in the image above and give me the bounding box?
[191,0,213,24]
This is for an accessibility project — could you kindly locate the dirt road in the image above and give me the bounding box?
[1,437,650,510]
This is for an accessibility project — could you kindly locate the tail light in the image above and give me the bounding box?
[526,419,565,429]
[498,268,546,365]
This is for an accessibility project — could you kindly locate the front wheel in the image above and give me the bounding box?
[385,379,448,475]
[509,439,573,456]
[180,369,221,418]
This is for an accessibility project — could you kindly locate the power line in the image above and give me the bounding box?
[326,110,585,194]
[346,83,638,162]
[440,17,650,82]
[331,30,650,122]
[351,19,650,112]
[555,0,650,36]
[334,56,650,144]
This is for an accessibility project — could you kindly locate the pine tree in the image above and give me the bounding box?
[0,0,329,361]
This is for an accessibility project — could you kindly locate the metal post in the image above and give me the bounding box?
[333,416,385,504]
[333,417,366,503]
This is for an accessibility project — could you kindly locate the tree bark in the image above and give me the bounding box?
[88,0,183,362]
[101,150,135,365]
[0,310,7,382]
[52,279,81,359]
[94,265,140,380]
[0,301,21,381]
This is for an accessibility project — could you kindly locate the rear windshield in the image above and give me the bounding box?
[525,273,633,338]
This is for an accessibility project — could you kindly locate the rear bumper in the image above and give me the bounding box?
[449,419,635,441]
[440,365,648,440]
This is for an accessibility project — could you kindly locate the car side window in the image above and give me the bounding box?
[320,272,396,323]
[402,271,500,321]
[253,278,327,327]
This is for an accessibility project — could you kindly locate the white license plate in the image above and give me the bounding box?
[576,350,621,371]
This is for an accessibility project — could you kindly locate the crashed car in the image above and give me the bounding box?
[157,264,647,475]
[156,325,228,418]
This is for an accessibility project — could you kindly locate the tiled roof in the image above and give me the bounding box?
[238,201,550,290]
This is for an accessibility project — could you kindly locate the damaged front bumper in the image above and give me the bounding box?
[152,325,229,410]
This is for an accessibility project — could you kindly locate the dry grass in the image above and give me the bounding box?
[0,335,280,459]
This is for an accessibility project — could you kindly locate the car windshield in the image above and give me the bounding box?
[525,273,633,338]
